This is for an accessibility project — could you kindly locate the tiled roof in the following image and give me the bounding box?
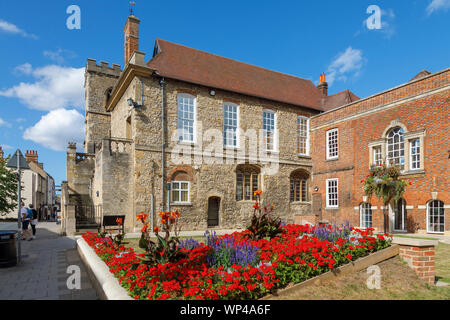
[147,39,324,111]
[321,90,360,112]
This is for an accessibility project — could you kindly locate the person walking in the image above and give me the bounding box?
[20,202,32,241]
[29,204,38,240]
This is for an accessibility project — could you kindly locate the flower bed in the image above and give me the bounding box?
[82,224,392,300]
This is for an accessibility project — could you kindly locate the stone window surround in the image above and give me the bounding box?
[297,115,310,156]
[262,109,278,152]
[290,169,310,203]
[368,121,426,174]
[223,102,240,148]
[177,92,197,143]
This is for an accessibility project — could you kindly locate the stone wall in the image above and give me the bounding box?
[84,59,121,153]
[108,75,318,231]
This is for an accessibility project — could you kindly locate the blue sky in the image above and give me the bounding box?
[0,0,449,186]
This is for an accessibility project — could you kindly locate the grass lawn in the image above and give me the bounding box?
[122,236,206,255]
[436,243,450,283]
[269,256,450,300]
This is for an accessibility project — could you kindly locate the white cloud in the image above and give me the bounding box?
[0,117,12,128]
[14,63,33,75]
[43,49,77,65]
[0,64,85,111]
[23,109,85,151]
[1,144,13,150]
[326,47,364,86]
[0,19,38,39]
[426,0,450,15]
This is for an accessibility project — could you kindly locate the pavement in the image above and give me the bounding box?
[0,222,98,300]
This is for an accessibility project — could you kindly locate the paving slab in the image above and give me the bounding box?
[0,222,98,300]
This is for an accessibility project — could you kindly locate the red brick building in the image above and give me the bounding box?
[310,68,450,235]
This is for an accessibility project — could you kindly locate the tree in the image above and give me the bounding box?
[361,163,409,233]
[0,157,18,217]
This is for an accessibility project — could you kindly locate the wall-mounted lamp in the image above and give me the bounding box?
[209,89,216,96]
[96,191,99,197]
[314,187,319,192]
[127,98,142,108]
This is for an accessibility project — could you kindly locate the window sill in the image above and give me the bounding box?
[224,146,241,151]
[326,157,339,162]
[171,202,192,207]
[177,141,198,147]
[325,207,339,210]
[297,154,311,159]
[400,169,425,176]
[290,201,312,205]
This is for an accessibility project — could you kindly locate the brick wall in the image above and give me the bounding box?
[310,69,450,233]
[398,244,436,284]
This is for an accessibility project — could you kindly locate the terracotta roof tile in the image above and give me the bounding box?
[147,39,324,111]
[321,89,360,112]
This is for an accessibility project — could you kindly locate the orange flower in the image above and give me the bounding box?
[253,202,260,210]
[153,227,160,233]
[137,212,148,223]
[253,190,262,196]
[141,224,149,233]
[116,218,123,225]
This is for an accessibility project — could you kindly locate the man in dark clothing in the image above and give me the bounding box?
[29,204,38,239]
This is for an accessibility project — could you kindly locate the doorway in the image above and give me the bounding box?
[207,197,220,227]
[393,198,407,232]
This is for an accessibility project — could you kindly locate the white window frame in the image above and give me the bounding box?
[427,200,445,234]
[171,181,190,204]
[409,138,421,171]
[177,93,196,143]
[373,146,382,166]
[326,128,339,160]
[263,109,277,152]
[223,102,239,148]
[326,178,339,208]
[386,127,405,167]
[360,203,373,229]
[297,116,310,156]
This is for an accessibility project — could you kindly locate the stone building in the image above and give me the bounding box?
[62,13,448,236]
[310,69,450,235]
[2,150,56,220]
[62,14,356,234]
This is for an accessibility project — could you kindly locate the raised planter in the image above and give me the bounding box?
[77,237,133,300]
[261,244,399,300]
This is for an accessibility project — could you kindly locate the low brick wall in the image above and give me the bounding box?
[393,238,438,285]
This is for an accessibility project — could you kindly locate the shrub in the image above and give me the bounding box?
[246,190,282,240]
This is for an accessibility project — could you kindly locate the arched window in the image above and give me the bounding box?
[387,127,405,167]
[171,171,190,204]
[360,203,372,228]
[236,165,260,201]
[427,200,445,233]
[290,170,309,202]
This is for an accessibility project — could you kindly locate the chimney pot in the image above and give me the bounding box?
[317,74,328,97]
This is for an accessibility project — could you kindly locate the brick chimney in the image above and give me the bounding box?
[0,146,3,160]
[25,150,38,163]
[124,15,140,66]
[317,73,328,96]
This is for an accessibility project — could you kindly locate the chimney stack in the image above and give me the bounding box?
[25,150,38,163]
[124,15,141,66]
[317,73,328,96]
[0,146,3,160]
